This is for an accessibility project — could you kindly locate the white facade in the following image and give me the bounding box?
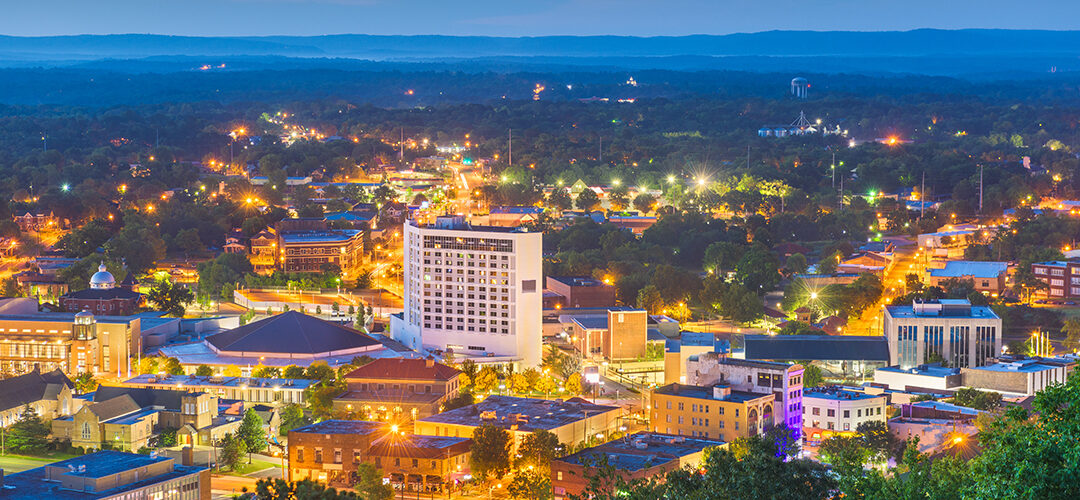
[393,216,543,367]
[687,354,804,438]
[884,300,1001,370]
[802,389,886,433]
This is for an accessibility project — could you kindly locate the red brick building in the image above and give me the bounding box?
[58,264,142,316]
[544,276,616,309]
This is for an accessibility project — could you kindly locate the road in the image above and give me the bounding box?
[847,237,920,336]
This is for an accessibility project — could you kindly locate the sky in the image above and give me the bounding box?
[2,0,1079,37]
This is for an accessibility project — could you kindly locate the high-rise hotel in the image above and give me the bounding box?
[391,216,542,367]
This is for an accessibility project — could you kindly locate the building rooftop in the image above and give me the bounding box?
[876,364,961,378]
[744,335,890,362]
[366,434,472,458]
[886,299,999,319]
[0,452,207,499]
[804,387,885,402]
[344,358,461,381]
[547,276,609,288]
[557,432,725,471]
[712,357,799,371]
[0,367,72,413]
[205,311,381,356]
[970,360,1061,373]
[122,373,318,391]
[279,229,361,244]
[417,395,619,432]
[652,383,772,404]
[929,261,1007,279]
[291,419,387,435]
[910,400,982,416]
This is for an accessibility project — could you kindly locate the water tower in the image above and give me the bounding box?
[791,77,809,99]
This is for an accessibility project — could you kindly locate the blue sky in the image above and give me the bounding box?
[3,0,1079,36]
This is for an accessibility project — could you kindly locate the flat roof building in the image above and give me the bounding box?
[288,420,388,487]
[0,450,210,500]
[884,299,1001,370]
[120,373,317,405]
[392,216,543,366]
[686,354,804,441]
[928,261,1007,294]
[414,395,620,451]
[649,383,775,442]
[802,386,887,441]
[551,432,725,500]
[334,358,464,422]
[961,358,1069,396]
[544,276,616,309]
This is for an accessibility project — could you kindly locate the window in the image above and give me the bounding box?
[558,471,563,481]
[843,410,850,418]
[81,422,91,440]
[812,407,820,416]
[315,449,322,463]
[353,451,362,463]
[334,449,342,464]
[412,459,419,467]
[827,409,835,417]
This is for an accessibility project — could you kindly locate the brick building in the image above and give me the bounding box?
[649,384,776,441]
[288,420,388,486]
[334,358,463,422]
[58,264,142,316]
[544,276,616,309]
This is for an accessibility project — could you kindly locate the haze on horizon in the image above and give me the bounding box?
[3,0,1080,37]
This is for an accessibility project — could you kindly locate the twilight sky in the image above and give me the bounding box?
[3,0,1079,37]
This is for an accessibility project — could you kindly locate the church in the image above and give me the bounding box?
[58,263,143,316]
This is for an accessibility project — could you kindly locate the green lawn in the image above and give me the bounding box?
[219,459,277,476]
[0,452,80,473]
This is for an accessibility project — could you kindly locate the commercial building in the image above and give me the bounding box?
[664,332,716,384]
[928,261,1008,294]
[0,450,210,500]
[367,434,472,494]
[686,354,804,438]
[0,310,140,377]
[414,395,620,451]
[120,373,318,405]
[551,432,726,500]
[873,364,963,393]
[569,308,648,362]
[1031,259,1080,298]
[649,384,776,441]
[742,334,890,379]
[157,311,405,372]
[884,299,1001,369]
[802,387,887,437]
[278,229,364,277]
[392,216,543,367]
[544,276,616,309]
[961,358,1069,396]
[289,420,388,486]
[0,367,74,428]
[13,211,61,232]
[334,358,463,422]
[58,264,143,316]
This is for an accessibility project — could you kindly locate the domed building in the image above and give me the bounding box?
[59,263,143,316]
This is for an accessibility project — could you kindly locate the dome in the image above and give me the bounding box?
[89,263,115,290]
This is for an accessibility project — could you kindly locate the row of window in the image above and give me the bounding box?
[804,405,882,418]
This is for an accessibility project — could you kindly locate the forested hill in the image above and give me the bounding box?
[3,30,1080,76]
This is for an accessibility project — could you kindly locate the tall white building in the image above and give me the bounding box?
[884,299,1001,370]
[391,216,543,367]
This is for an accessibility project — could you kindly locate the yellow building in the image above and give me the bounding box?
[0,310,140,377]
[333,358,463,422]
[650,383,775,442]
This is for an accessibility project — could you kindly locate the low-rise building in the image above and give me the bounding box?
[278,229,364,277]
[649,383,775,441]
[544,276,616,309]
[1031,259,1080,298]
[120,373,317,405]
[551,432,726,500]
[743,334,890,379]
[334,358,463,422]
[961,358,1069,396]
[664,332,716,384]
[0,310,141,377]
[249,228,278,275]
[0,450,210,500]
[58,264,143,317]
[0,367,74,427]
[414,396,621,451]
[686,355,804,439]
[367,434,472,495]
[802,386,887,437]
[884,299,1001,369]
[928,261,1008,295]
[289,420,388,486]
[569,308,648,362]
[873,364,963,393]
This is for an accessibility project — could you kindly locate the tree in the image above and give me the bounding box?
[255,478,363,499]
[442,391,475,411]
[565,372,583,395]
[74,372,98,394]
[1062,317,1080,351]
[5,405,51,454]
[508,469,553,500]
[535,374,558,396]
[194,364,213,376]
[146,278,195,317]
[734,246,781,292]
[279,403,310,435]
[636,284,664,314]
[253,365,282,378]
[951,387,1003,411]
[218,432,246,471]
[575,189,601,211]
[819,434,869,472]
[784,253,808,275]
[305,362,336,384]
[474,366,500,393]
[817,250,842,274]
[283,365,306,379]
[353,462,393,499]
[632,193,657,213]
[850,441,969,500]
[802,364,824,388]
[238,408,267,463]
[516,430,564,471]
[197,252,253,300]
[510,372,531,393]
[470,424,512,480]
[163,357,184,375]
[547,188,573,211]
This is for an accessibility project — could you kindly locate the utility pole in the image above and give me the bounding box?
[831,151,836,189]
[399,128,404,165]
[508,128,512,167]
[598,135,603,163]
[838,175,844,212]
[979,165,984,214]
[920,171,926,220]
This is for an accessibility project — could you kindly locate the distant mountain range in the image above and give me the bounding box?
[1,30,1079,76]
